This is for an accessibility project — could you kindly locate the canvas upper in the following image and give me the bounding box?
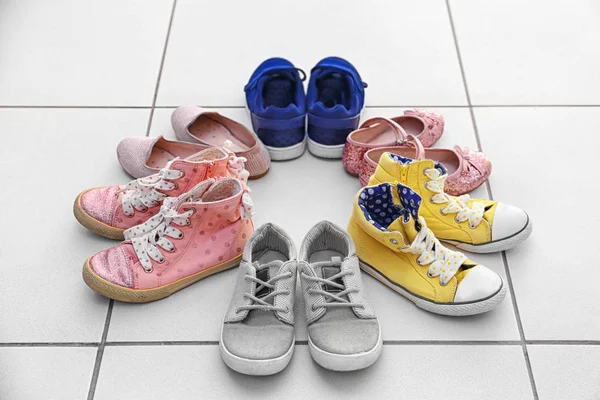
[87,178,255,291]
[298,221,381,358]
[244,58,307,149]
[368,153,531,251]
[348,182,506,309]
[75,147,248,238]
[221,223,297,361]
[306,57,366,146]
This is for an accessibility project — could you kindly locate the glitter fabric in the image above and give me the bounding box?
[343,141,370,177]
[89,245,135,288]
[80,185,120,225]
[360,146,492,196]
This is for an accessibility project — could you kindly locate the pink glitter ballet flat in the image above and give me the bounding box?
[171,106,271,179]
[360,142,492,196]
[342,110,444,176]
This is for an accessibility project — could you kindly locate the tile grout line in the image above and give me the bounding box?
[2,104,600,110]
[145,0,178,137]
[2,339,600,348]
[444,1,539,398]
[86,300,114,400]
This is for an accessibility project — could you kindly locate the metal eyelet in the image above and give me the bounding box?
[164,245,176,253]
[390,238,399,245]
[143,267,153,273]
[171,182,179,190]
[468,224,476,230]
[416,259,422,265]
[157,257,166,264]
[422,169,429,176]
[440,281,448,287]
[429,195,436,202]
[454,217,462,224]
[427,272,433,278]
[177,170,185,179]
[184,207,197,216]
[284,307,290,313]
[177,232,184,239]
[440,208,447,216]
[124,212,134,218]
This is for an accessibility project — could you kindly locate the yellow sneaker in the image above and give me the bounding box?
[348,182,507,315]
[368,153,532,253]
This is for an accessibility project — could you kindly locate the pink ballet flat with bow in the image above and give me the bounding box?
[360,140,491,196]
[342,109,444,176]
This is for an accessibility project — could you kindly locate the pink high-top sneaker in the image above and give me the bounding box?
[73,147,248,240]
[83,178,254,303]
[342,110,444,176]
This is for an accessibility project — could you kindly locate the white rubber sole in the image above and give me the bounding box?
[443,219,533,254]
[219,335,295,376]
[307,139,345,159]
[308,326,383,371]
[360,261,507,316]
[265,137,307,161]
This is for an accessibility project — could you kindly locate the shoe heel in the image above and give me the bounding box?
[250,113,306,161]
[307,113,361,159]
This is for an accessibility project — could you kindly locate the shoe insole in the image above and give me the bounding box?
[254,249,288,264]
[147,147,176,168]
[263,76,295,108]
[394,116,425,136]
[317,73,351,109]
[189,116,249,153]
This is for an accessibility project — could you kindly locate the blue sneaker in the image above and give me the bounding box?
[306,57,367,158]
[245,58,307,161]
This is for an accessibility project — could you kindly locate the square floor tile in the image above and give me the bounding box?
[95,345,532,400]
[157,0,467,106]
[0,0,172,106]
[475,107,600,340]
[529,345,600,400]
[0,347,96,400]
[0,109,149,342]
[450,0,600,105]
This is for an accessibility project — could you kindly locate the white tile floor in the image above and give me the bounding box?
[0,0,599,399]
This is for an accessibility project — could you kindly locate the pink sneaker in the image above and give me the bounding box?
[342,110,444,176]
[360,142,492,196]
[117,135,209,179]
[172,106,271,179]
[73,147,248,240]
[83,178,254,302]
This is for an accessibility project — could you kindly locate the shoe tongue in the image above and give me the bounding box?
[253,260,285,304]
[311,257,348,298]
[386,183,424,243]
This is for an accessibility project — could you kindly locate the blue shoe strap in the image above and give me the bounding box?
[244,67,306,92]
[310,63,368,92]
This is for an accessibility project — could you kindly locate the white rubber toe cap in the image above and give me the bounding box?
[454,265,503,303]
[491,202,529,241]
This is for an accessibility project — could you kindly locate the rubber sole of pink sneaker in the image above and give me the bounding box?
[73,189,126,240]
[82,254,242,303]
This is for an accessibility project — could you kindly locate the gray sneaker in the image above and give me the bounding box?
[220,223,297,376]
[299,221,382,371]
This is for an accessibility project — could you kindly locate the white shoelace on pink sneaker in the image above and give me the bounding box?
[123,197,192,272]
[424,168,485,228]
[118,159,183,217]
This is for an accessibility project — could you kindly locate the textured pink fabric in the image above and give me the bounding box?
[89,181,254,289]
[80,149,242,231]
[359,146,492,195]
[89,245,136,288]
[80,185,120,225]
[171,105,270,178]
